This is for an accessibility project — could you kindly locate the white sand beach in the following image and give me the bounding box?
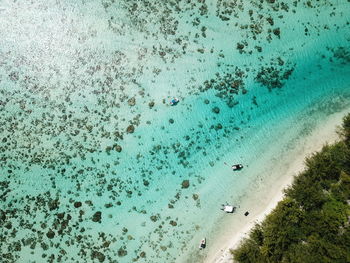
[204,109,348,263]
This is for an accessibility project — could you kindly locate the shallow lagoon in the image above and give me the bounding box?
[1,0,350,262]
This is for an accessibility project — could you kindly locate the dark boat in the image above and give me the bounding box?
[232,164,243,171]
[199,238,206,249]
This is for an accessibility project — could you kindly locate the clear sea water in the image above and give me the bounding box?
[1,0,349,262]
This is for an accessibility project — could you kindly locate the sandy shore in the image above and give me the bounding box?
[204,109,348,263]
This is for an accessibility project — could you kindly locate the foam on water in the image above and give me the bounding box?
[1,0,350,262]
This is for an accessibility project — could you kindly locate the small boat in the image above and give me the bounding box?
[231,164,243,171]
[199,238,206,249]
[221,204,236,213]
[170,98,179,106]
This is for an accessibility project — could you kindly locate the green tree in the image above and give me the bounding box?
[261,198,304,262]
[304,143,348,188]
[232,238,265,263]
[285,172,328,211]
[320,200,348,237]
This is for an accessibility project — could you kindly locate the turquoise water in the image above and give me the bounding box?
[1,0,350,262]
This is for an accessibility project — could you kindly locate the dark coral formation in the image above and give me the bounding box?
[331,47,350,64]
[255,58,295,90]
[198,67,246,107]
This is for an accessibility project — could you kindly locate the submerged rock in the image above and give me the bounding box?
[74,201,82,208]
[4,222,12,229]
[273,28,280,37]
[170,220,177,226]
[117,247,127,257]
[92,211,102,223]
[181,180,190,189]
[150,215,158,222]
[92,251,105,262]
[126,125,135,133]
[236,42,245,50]
[48,199,59,211]
[143,180,149,186]
[0,209,6,222]
[46,229,55,239]
[114,144,122,152]
[57,212,65,219]
[127,97,136,106]
[212,107,220,114]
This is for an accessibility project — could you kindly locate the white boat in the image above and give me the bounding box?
[221,204,236,213]
[170,98,179,106]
